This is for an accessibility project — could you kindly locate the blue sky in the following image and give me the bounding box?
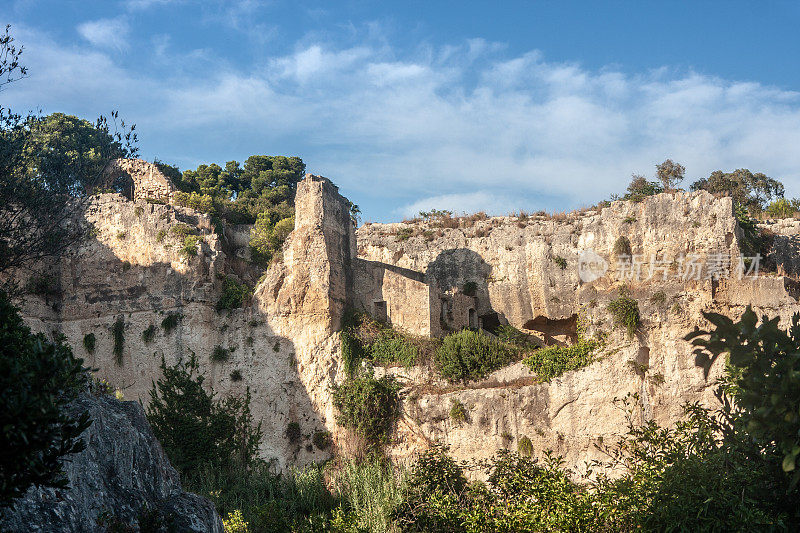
[4,1,800,222]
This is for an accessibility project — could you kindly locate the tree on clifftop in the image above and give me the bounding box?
[690,168,784,212]
[655,159,685,192]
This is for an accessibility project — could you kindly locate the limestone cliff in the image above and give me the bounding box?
[14,167,800,480]
[0,393,223,532]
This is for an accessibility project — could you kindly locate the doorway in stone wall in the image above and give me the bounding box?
[468,308,477,329]
[373,300,388,323]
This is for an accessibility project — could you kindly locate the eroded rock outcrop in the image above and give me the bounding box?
[0,393,223,532]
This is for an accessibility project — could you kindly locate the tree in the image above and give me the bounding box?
[0,292,91,507]
[0,26,138,282]
[146,355,261,477]
[623,174,663,201]
[690,168,784,212]
[655,159,685,191]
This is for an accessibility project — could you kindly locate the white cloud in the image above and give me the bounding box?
[5,25,800,221]
[76,18,130,50]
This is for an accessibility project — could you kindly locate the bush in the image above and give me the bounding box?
[146,354,261,476]
[161,312,182,333]
[0,292,91,507]
[217,276,252,312]
[369,332,419,367]
[286,422,302,443]
[83,332,96,354]
[608,293,640,338]
[552,255,567,269]
[179,234,201,257]
[333,459,406,533]
[517,435,533,457]
[449,399,467,423]
[249,213,294,266]
[495,324,538,349]
[211,345,231,363]
[523,336,602,382]
[111,316,125,365]
[230,369,243,382]
[434,330,517,383]
[141,324,157,343]
[312,430,331,451]
[332,374,400,445]
[613,235,632,257]
[649,290,666,306]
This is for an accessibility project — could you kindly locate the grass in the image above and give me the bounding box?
[217,276,252,311]
[553,255,568,269]
[650,291,667,306]
[332,459,406,533]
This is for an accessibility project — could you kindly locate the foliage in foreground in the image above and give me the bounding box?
[0,292,91,507]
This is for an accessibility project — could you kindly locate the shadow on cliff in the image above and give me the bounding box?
[425,248,505,328]
[26,200,331,470]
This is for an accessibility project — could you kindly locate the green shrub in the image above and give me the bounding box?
[312,430,331,450]
[462,281,478,296]
[156,229,167,243]
[142,324,157,343]
[230,369,243,382]
[608,293,640,338]
[332,374,400,445]
[552,255,567,269]
[83,332,96,354]
[170,223,193,240]
[523,336,602,382]
[121,260,131,272]
[369,332,419,367]
[449,399,468,423]
[613,235,632,257]
[496,324,538,349]
[434,330,517,383]
[286,422,302,443]
[161,312,182,333]
[146,354,261,476]
[249,213,294,266]
[211,345,231,363]
[396,227,414,241]
[216,276,252,311]
[179,234,201,257]
[0,293,91,507]
[623,215,636,224]
[111,316,125,365]
[517,435,533,457]
[26,273,60,298]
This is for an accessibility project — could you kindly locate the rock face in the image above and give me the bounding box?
[0,394,223,533]
[14,161,800,480]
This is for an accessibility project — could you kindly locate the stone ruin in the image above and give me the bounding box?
[103,158,176,203]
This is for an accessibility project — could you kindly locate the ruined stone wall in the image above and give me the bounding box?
[106,158,176,203]
[352,259,432,336]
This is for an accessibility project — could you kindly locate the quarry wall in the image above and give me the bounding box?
[15,165,800,477]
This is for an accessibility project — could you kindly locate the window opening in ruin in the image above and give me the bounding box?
[468,308,477,329]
